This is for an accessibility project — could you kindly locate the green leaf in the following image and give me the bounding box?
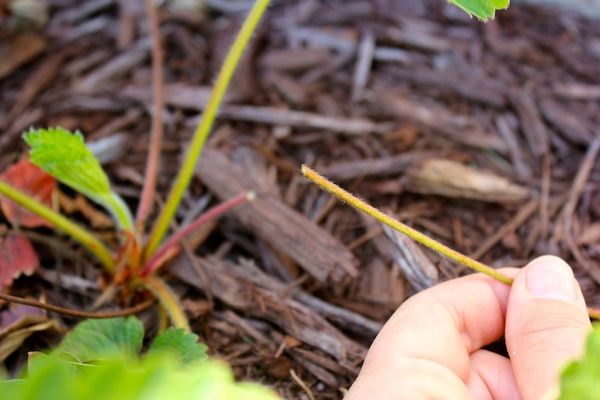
[148,328,208,364]
[54,317,144,362]
[0,351,281,400]
[448,0,509,20]
[559,325,600,399]
[23,127,133,230]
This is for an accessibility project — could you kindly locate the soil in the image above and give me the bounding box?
[1,0,600,398]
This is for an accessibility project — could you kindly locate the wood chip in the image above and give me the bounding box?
[197,148,358,283]
[0,32,46,80]
[405,159,530,203]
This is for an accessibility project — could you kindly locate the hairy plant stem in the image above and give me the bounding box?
[0,181,115,272]
[142,275,190,331]
[144,0,270,260]
[302,165,513,284]
[141,191,253,277]
[302,166,600,319]
[0,292,154,319]
[136,0,165,232]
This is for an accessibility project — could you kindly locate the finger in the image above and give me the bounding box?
[505,256,591,400]
[347,357,474,400]
[466,350,520,400]
[348,269,518,399]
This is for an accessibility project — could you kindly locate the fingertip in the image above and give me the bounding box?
[506,256,591,400]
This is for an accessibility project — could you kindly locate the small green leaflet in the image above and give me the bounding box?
[54,317,144,362]
[559,325,600,399]
[448,0,510,20]
[23,127,133,230]
[148,328,208,364]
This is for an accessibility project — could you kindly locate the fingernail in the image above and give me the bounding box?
[526,257,577,303]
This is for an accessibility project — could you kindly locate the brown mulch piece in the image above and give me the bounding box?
[1,0,600,397]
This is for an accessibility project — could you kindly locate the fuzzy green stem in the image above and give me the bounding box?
[301,165,513,285]
[302,166,600,321]
[0,181,115,272]
[144,0,270,260]
[142,275,190,331]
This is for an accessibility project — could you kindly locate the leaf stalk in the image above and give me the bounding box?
[144,0,270,260]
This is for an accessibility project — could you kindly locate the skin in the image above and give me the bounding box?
[347,256,592,400]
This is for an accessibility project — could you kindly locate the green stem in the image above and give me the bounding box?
[0,181,115,272]
[103,191,134,232]
[144,0,270,260]
[302,166,600,321]
[301,165,513,285]
[142,275,190,331]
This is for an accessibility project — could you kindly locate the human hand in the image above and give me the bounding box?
[347,256,591,400]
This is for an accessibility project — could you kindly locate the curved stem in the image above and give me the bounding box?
[141,191,253,277]
[144,0,270,260]
[142,275,190,331]
[0,181,115,272]
[104,191,134,232]
[0,291,154,319]
[137,0,165,231]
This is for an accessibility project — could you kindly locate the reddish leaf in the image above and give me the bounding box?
[1,158,57,228]
[0,233,39,288]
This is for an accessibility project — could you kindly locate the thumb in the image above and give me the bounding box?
[506,256,591,400]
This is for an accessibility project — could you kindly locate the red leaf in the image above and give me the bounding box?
[1,158,57,228]
[0,233,39,288]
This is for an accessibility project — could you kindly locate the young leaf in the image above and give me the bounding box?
[23,127,133,230]
[0,158,57,228]
[148,328,207,364]
[54,317,143,362]
[559,325,600,399]
[448,0,509,20]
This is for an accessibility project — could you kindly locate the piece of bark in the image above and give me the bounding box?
[470,199,539,260]
[357,258,405,305]
[554,83,600,100]
[260,48,331,72]
[495,114,532,179]
[579,223,600,246]
[351,31,375,102]
[509,90,549,157]
[381,224,439,292]
[405,159,530,203]
[539,98,592,145]
[170,255,366,365]
[317,152,432,181]
[390,68,506,107]
[197,148,358,283]
[380,93,507,152]
[0,32,46,80]
[125,84,387,135]
[75,37,151,94]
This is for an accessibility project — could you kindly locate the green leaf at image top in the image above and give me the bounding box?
[54,317,144,362]
[448,0,510,20]
[23,127,133,230]
[559,325,600,399]
[148,328,208,364]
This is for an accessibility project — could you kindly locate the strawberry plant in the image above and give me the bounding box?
[0,317,279,399]
[0,0,270,330]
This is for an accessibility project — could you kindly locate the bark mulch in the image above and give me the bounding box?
[1,0,599,398]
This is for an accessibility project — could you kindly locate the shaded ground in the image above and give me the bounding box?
[1,0,600,398]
